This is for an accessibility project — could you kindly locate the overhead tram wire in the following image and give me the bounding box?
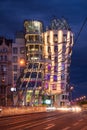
[75,17,87,44]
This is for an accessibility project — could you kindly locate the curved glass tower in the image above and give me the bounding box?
[15,20,44,106]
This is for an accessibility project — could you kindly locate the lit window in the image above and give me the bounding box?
[48,64,51,71]
[52,84,56,90]
[63,34,67,42]
[53,75,57,81]
[35,35,39,41]
[35,45,39,51]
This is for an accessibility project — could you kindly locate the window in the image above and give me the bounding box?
[54,34,58,42]
[29,35,34,42]
[47,35,49,43]
[54,56,58,63]
[62,45,66,53]
[13,56,18,63]
[48,47,51,53]
[0,55,3,61]
[54,46,58,52]
[36,81,42,87]
[13,65,17,71]
[40,46,42,51]
[52,84,56,90]
[61,74,65,80]
[53,75,57,81]
[30,45,34,51]
[28,81,35,88]
[14,74,17,81]
[63,34,67,42]
[31,72,37,78]
[35,45,39,51]
[48,64,51,71]
[21,81,27,88]
[1,65,7,71]
[54,66,58,72]
[4,55,7,61]
[33,63,38,69]
[25,72,30,78]
[20,67,24,73]
[48,55,51,60]
[35,35,39,41]
[70,36,72,44]
[62,95,65,99]
[47,74,50,80]
[38,72,42,78]
[20,47,25,54]
[13,47,18,54]
[61,62,65,71]
[2,48,7,53]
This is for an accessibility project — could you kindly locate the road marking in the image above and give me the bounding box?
[9,114,68,129]
[44,124,55,129]
[73,122,79,126]
[62,126,71,130]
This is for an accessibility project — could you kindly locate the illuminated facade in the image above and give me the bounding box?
[44,18,74,106]
[15,21,44,106]
[14,18,74,107]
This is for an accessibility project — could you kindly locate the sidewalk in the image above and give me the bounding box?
[0,106,46,117]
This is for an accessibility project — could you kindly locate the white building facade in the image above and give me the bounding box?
[44,18,74,106]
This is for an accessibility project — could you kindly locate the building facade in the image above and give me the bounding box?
[12,32,26,88]
[14,21,44,106]
[0,18,73,107]
[14,18,74,107]
[44,18,74,106]
[0,37,12,106]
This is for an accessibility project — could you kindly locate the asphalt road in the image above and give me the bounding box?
[0,110,87,130]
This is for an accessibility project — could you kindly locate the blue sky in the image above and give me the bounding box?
[0,0,87,98]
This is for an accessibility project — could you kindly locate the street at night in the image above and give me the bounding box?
[0,0,87,130]
[0,110,87,130]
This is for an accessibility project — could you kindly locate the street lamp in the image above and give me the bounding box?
[10,87,16,106]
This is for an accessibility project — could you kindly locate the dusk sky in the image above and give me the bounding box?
[0,0,87,98]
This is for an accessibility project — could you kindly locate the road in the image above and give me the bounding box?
[0,110,87,130]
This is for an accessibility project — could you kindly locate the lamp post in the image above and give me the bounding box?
[10,87,16,106]
[69,86,74,102]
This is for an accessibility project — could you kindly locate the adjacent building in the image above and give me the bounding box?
[12,32,26,88]
[0,37,12,106]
